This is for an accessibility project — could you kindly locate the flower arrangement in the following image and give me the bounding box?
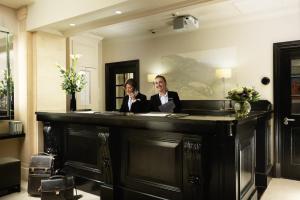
[56,54,86,95]
[226,87,260,118]
[0,69,13,98]
[226,87,260,102]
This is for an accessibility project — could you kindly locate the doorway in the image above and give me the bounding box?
[105,60,139,111]
[274,40,300,179]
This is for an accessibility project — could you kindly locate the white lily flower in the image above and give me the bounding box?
[236,87,244,93]
[57,54,86,95]
[78,71,85,76]
[75,54,82,59]
[70,54,82,59]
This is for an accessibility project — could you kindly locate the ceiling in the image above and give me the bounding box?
[49,0,300,39]
[0,0,34,9]
[1,0,299,39]
[44,0,215,36]
[87,0,300,39]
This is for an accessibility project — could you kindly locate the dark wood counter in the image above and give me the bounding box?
[36,110,271,200]
[0,133,25,140]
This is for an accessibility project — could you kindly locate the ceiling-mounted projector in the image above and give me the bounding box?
[173,15,199,31]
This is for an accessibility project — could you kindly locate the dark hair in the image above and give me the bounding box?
[124,78,137,91]
[155,75,167,84]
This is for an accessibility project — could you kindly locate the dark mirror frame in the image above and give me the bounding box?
[0,30,13,120]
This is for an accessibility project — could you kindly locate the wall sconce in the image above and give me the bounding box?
[215,68,232,99]
[147,74,157,83]
[215,68,232,79]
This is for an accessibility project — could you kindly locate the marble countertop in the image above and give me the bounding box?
[36,110,268,122]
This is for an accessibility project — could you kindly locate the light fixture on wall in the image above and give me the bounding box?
[147,74,157,83]
[216,68,232,79]
[147,74,157,94]
[215,68,232,99]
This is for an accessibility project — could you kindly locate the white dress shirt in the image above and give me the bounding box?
[128,96,133,111]
[127,94,137,111]
[159,92,168,105]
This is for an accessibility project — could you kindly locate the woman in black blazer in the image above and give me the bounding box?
[149,75,181,113]
[120,78,147,113]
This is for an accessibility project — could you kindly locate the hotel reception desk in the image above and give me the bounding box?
[36,108,271,200]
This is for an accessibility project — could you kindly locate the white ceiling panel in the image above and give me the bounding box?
[90,0,300,39]
[24,0,300,39]
[232,0,283,14]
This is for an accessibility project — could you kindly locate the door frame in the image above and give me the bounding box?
[105,60,139,111]
[273,40,300,177]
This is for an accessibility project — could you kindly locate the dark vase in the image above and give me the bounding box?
[70,93,76,111]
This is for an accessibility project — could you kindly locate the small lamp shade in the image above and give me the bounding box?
[215,68,232,79]
[147,74,157,83]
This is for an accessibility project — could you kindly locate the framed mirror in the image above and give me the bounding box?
[0,30,13,119]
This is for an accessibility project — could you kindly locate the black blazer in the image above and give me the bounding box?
[149,91,181,113]
[120,93,147,113]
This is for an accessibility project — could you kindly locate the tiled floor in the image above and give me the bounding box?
[261,178,300,200]
[1,178,300,199]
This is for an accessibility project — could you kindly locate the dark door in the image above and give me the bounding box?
[105,60,139,111]
[274,41,300,179]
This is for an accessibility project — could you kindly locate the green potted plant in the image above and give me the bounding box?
[57,54,86,111]
[0,69,14,110]
[226,87,260,118]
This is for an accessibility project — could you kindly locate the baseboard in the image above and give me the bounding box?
[256,164,273,188]
[273,163,281,177]
[256,164,273,199]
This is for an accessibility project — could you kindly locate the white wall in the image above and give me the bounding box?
[35,32,66,111]
[103,12,300,102]
[27,0,127,31]
[0,7,28,132]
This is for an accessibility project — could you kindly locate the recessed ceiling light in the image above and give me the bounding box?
[115,10,122,14]
[69,23,76,27]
